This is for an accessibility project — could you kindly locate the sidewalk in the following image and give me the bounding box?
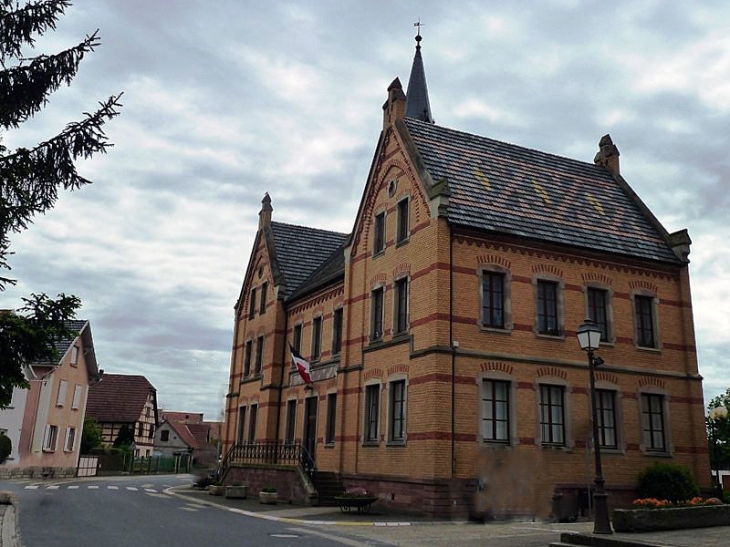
[167,486,730,546]
[0,492,20,547]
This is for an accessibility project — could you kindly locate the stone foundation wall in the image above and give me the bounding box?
[0,466,77,479]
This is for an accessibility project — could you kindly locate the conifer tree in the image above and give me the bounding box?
[0,1,121,408]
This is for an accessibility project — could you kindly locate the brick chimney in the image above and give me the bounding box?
[594,134,620,176]
[382,77,407,129]
[258,193,272,229]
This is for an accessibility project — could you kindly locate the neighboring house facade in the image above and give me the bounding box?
[154,411,221,466]
[86,374,158,457]
[222,37,710,517]
[0,320,101,477]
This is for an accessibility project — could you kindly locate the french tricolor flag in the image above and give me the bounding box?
[290,344,312,385]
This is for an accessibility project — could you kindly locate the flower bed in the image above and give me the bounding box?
[613,500,730,532]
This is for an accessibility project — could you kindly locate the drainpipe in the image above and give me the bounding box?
[274,304,289,455]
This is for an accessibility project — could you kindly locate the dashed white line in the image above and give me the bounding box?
[126,487,138,491]
[24,486,38,490]
[68,485,79,490]
[107,486,119,490]
[46,485,60,490]
[144,488,157,493]
[88,485,99,490]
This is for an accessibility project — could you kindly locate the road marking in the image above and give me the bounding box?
[126,487,138,491]
[46,485,60,490]
[180,507,198,512]
[186,504,206,509]
[88,486,99,490]
[24,486,38,490]
[68,486,79,490]
[107,486,119,490]
[144,488,157,493]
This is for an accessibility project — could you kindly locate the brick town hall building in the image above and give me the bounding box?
[221,34,710,518]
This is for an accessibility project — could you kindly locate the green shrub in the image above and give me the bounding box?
[0,433,12,464]
[261,485,277,493]
[637,462,699,504]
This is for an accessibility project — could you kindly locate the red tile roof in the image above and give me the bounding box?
[87,374,156,423]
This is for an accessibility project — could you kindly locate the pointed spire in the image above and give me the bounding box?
[405,21,434,124]
[259,192,272,229]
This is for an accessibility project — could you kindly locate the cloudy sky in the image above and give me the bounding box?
[3,0,729,419]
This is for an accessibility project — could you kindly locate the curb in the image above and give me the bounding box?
[0,493,21,547]
[165,487,413,527]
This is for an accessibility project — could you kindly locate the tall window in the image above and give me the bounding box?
[364,384,380,443]
[537,280,559,335]
[248,288,256,319]
[482,271,505,328]
[64,427,76,452]
[373,212,385,254]
[311,316,322,361]
[332,308,343,355]
[255,336,264,374]
[248,404,258,442]
[43,425,58,451]
[481,379,510,443]
[388,380,406,443]
[292,324,302,353]
[641,394,666,452]
[635,295,656,348]
[371,287,384,340]
[259,282,268,314]
[70,345,79,366]
[243,340,252,376]
[394,278,409,334]
[587,287,609,341]
[71,384,83,410]
[161,430,170,442]
[237,407,247,443]
[396,198,409,244]
[596,390,617,449]
[325,393,337,445]
[285,400,297,444]
[540,385,565,446]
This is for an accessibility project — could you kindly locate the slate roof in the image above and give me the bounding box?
[405,39,433,123]
[403,118,681,264]
[86,374,156,423]
[54,319,87,359]
[287,241,347,301]
[270,221,348,300]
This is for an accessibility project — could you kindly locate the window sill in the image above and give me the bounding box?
[372,250,385,259]
[480,440,511,446]
[642,449,671,457]
[386,440,406,447]
[395,237,410,248]
[635,345,661,353]
[362,441,380,447]
[324,442,335,449]
[536,332,564,340]
[480,325,511,335]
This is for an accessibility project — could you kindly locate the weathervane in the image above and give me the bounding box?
[414,18,424,43]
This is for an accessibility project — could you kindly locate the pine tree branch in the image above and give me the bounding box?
[0,30,99,128]
[0,0,70,62]
[0,92,122,238]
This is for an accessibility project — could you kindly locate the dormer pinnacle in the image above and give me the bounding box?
[405,23,434,124]
[259,192,272,229]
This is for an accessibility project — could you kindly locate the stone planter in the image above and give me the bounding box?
[613,504,730,532]
[259,491,278,505]
[225,485,248,499]
[208,485,225,496]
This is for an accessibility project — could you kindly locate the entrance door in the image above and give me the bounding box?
[302,396,317,472]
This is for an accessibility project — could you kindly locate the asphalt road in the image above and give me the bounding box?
[4,474,387,547]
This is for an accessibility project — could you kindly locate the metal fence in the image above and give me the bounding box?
[226,441,314,474]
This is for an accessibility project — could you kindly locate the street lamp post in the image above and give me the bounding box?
[709,406,728,497]
[577,318,613,535]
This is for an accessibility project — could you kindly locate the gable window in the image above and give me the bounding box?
[641,393,666,452]
[243,340,252,377]
[596,390,618,449]
[137,422,144,437]
[394,278,409,335]
[332,308,343,355]
[237,407,247,443]
[64,427,76,452]
[364,384,380,444]
[56,380,68,407]
[248,404,258,442]
[285,400,297,444]
[248,288,256,319]
[255,335,264,374]
[325,393,337,445]
[388,379,406,444]
[539,384,565,446]
[537,280,560,335]
[72,384,83,410]
[635,295,656,348]
[587,287,609,342]
[373,212,385,255]
[396,198,409,244]
[370,287,384,341]
[259,282,268,314]
[70,345,79,366]
[43,425,58,452]
[481,271,505,329]
[311,316,322,361]
[481,379,510,443]
[161,430,170,442]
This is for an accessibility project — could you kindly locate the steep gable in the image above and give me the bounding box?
[87,374,156,423]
